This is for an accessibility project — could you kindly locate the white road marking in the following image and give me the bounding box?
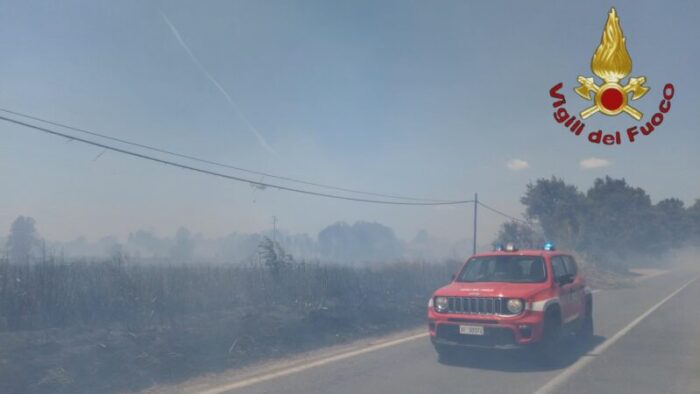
[533,275,699,394]
[198,332,428,394]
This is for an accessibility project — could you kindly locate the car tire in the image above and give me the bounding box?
[535,312,562,365]
[578,300,594,340]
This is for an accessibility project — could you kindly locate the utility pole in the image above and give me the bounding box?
[272,216,278,244]
[473,193,478,256]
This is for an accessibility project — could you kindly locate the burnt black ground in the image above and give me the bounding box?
[0,303,424,394]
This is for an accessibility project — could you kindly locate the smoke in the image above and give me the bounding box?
[159,11,278,156]
[665,245,700,273]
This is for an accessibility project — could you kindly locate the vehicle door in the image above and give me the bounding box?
[551,255,575,324]
[563,255,586,321]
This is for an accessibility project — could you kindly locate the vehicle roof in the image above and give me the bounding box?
[470,249,570,259]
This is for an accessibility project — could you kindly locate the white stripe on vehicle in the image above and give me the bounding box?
[530,297,558,312]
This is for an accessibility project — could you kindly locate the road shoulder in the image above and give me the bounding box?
[140,327,427,394]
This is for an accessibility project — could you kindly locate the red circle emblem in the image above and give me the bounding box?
[600,87,624,111]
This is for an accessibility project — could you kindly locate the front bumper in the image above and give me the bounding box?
[428,309,545,349]
[431,324,523,349]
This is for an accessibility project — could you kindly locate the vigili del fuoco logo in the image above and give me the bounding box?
[549,7,674,145]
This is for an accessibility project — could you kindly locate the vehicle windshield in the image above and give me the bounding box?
[457,255,547,283]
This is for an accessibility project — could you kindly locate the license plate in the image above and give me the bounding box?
[459,325,484,336]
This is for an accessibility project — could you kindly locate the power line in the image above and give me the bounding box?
[0,115,475,206]
[477,201,530,224]
[0,107,453,203]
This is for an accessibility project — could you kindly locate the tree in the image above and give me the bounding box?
[318,221,402,263]
[493,221,545,249]
[689,199,700,241]
[654,198,690,249]
[6,216,40,264]
[579,177,656,269]
[318,222,353,262]
[520,177,587,249]
[507,177,698,271]
[258,236,293,276]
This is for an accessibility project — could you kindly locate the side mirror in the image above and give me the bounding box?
[557,274,574,286]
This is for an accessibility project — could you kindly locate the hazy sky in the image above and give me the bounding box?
[1,0,698,246]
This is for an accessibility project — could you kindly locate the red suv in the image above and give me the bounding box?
[427,243,593,360]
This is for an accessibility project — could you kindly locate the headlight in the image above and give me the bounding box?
[434,296,448,312]
[506,299,524,314]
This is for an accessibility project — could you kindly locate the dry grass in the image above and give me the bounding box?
[0,259,459,394]
[0,259,459,332]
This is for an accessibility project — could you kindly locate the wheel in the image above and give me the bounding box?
[578,299,594,340]
[535,312,562,365]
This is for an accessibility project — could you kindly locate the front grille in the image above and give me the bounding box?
[445,297,514,316]
[448,317,498,325]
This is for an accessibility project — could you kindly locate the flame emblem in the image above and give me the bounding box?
[575,8,649,120]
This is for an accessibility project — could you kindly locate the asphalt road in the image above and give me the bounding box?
[198,270,700,394]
